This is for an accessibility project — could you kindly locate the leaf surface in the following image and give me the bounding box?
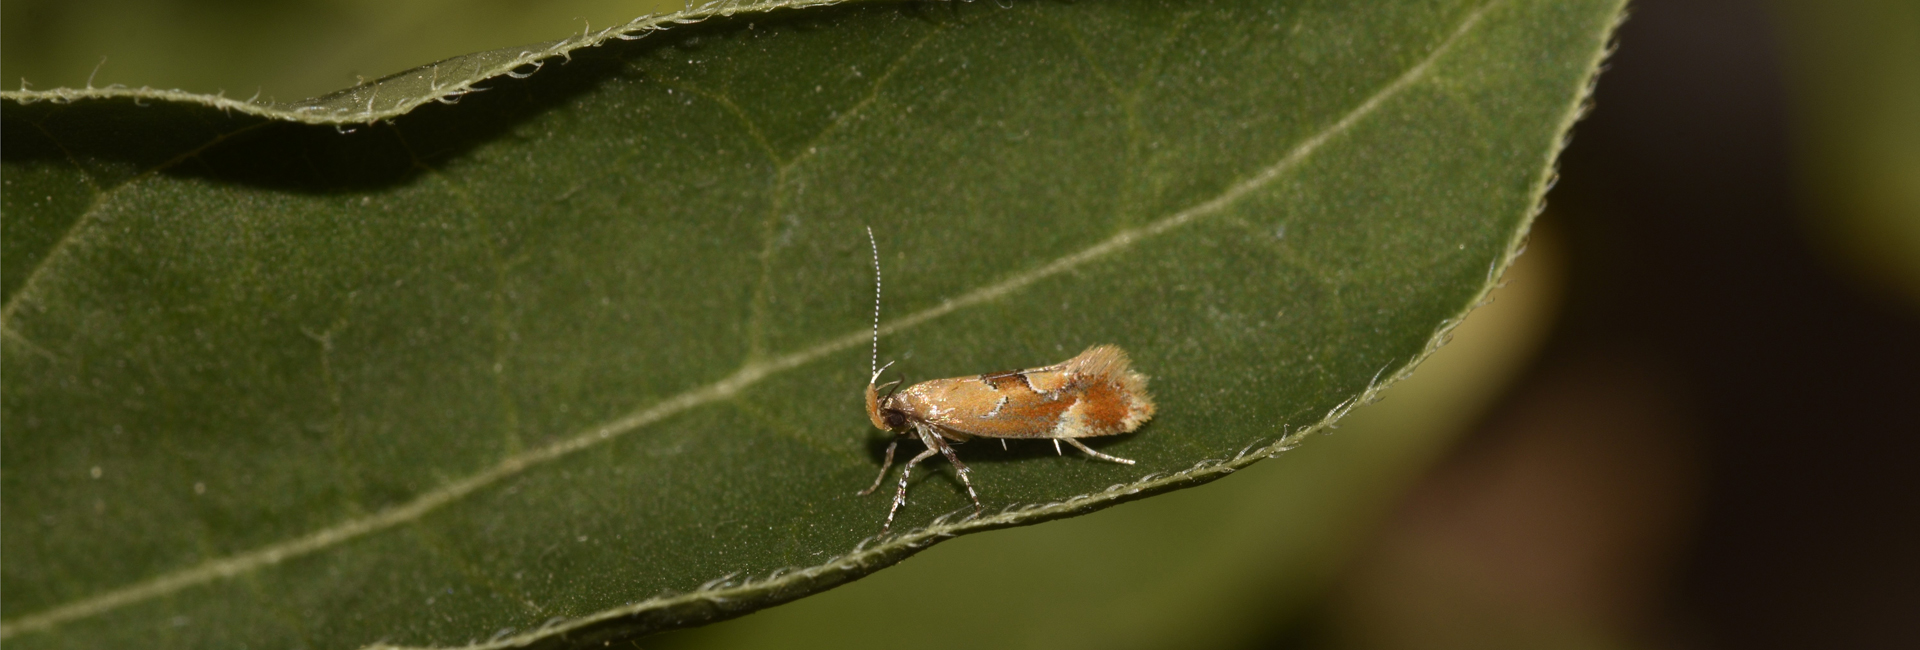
[0,0,1622,647]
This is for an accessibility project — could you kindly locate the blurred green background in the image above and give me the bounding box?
[4,0,1915,648]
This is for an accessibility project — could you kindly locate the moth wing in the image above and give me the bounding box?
[912,375,1073,439]
[1063,345,1129,382]
[1054,345,1155,437]
[901,346,1154,440]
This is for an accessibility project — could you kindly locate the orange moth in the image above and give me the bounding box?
[857,228,1155,531]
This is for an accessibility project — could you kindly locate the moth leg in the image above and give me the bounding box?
[857,438,899,496]
[923,429,983,516]
[1052,439,1062,456]
[1065,438,1136,465]
[885,446,941,533]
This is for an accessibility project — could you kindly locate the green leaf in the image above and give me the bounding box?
[0,0,1622,648]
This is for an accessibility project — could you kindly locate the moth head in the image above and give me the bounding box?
[865,384,899,432]
[865,363,906,432]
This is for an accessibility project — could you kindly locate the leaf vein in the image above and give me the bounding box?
[781,23,947,172]
[0,121,273,325]
[657,80,783,167]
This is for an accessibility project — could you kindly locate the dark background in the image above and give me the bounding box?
[1286,0,1920,648]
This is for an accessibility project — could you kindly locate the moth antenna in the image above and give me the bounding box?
[866,225,883,381]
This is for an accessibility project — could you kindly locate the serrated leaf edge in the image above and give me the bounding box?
[0,0,847,126]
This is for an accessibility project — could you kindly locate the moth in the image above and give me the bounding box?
[857,228,1155,532]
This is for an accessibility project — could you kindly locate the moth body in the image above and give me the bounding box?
[871,345,1154,442]
[860,345,1155,531]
